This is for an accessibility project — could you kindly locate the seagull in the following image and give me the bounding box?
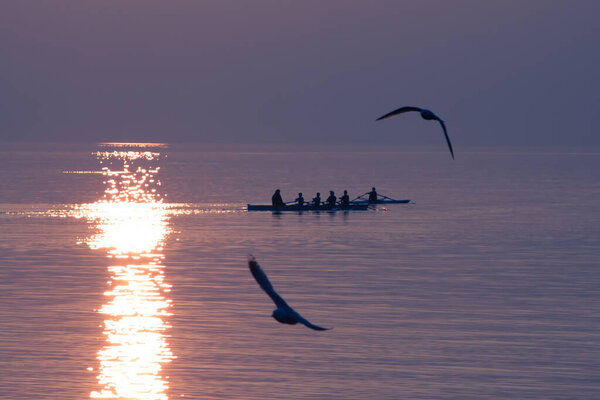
[248,257,330,331]
[376,106,454,159]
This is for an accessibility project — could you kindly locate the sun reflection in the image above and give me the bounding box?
[77,145,176,400]
[84,202,168,257]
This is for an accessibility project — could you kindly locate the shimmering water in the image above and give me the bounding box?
[0,143,598,399]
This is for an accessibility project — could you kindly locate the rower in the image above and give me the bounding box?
[368,187,378,203]
[272,189,285,207]
[295,192,305,206]
[312,192,321,206]
[340,190,350,206]
[326,190,337,207]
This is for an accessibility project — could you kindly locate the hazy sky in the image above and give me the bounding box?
[1,1,599,147]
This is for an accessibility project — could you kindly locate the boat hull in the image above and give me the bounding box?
[247,204,369,211]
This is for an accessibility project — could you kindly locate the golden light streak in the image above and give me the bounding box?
[83,202,168,257]
[96,151,161,161]
[91,263,174,400]
[62,170,105,174]
[78,146,176,400]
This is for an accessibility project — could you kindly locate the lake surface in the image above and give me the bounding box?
[1,143,599,399]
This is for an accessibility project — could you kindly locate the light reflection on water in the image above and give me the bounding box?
[75,145,176,399]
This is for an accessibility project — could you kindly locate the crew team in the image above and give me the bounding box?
[271,187,379,207]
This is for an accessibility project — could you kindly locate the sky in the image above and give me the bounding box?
[1,1,599,147]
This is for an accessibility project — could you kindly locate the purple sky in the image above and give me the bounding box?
[1,1,599,146]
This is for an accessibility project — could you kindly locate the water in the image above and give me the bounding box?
[0,143,598,399]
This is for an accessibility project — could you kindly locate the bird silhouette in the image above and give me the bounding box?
[376,106,454,159]
[248,256,330,331]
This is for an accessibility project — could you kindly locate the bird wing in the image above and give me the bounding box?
[293,311,330,331]
[434,118,454,159]
[376,106,422,121]
[248,257,289,308]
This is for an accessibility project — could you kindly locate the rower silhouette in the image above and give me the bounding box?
[368,187,378,203]
[340,190,350,206]
[326,191,336,207]
[272,189,285,207]
[312,192,321,206]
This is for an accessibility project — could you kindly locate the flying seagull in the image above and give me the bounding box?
[376,106,454,159]
[248,257,330,331]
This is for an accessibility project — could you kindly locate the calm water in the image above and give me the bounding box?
[0,143,598,400]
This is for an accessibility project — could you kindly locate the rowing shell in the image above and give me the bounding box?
[247,204,369,211]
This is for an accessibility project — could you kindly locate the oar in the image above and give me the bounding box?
[351,192,370,202]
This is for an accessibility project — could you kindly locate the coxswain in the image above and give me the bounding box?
[272,189,285,207]
[295,192,305,206]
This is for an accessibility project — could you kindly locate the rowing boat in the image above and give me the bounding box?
[352,199,410,204]
[247,204,369,211]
